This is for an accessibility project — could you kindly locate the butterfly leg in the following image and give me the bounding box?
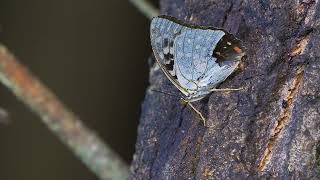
[180,98,208,126]
[209,87,243,92]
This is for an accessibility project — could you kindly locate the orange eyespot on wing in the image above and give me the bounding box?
[233,46,243,54]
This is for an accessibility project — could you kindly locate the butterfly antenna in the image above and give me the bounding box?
[150,89,180,99]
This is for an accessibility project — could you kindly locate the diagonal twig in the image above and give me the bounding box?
[0,44,129,180]
[129,0,159,19]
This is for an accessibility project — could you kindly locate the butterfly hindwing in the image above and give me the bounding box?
[150,16,189,95]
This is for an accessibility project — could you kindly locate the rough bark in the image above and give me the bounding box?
[131,0,320,179]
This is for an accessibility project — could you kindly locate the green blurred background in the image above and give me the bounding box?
[0,1,152,179]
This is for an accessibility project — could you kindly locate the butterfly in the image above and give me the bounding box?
[150,15,245,126]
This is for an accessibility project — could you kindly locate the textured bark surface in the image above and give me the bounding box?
[131,0,320,179]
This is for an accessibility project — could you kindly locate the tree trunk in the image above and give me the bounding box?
[130,0,320,179]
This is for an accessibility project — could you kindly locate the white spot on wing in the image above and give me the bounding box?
[163,47,169,54]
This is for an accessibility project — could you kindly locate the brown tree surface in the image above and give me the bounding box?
[130,0,320,179]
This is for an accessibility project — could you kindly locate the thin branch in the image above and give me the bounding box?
[129,0,159,19]
[0,108,9,124]
[0,45,129,180]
